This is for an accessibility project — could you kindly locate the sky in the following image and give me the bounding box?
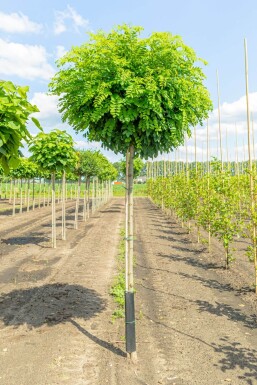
[1,0,257,162]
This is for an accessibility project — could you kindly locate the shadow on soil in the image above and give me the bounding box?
[0,283,105,327]
[2,234,49,246]
[70,319,126,357]
[158,251,222,271]
[145,314,257,385]
[0,283,125,357]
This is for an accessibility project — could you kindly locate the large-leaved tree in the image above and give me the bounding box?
[0,80,41,172]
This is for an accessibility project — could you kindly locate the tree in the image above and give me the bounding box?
[49,24,212,360]
[0,80,41,173]
[120,157,144,180]
[74,150,117,221]
[29,130,77,247]
[10,158,38,214]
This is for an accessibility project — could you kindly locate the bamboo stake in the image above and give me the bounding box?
[32,178,35,211]
[244,38,257,291]
[251,113,256,161]
[12,179,16,216]
[216,69,223,169]
[125,144,137,361]
[194,126,197,173]
[207,119,211,251]
[74,176,81,229]
[52,172,56,249]
[20,179,23,213]
[62,171,66,240]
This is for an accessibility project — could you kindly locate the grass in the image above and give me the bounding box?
[109,228,125,319]
[113,183,147,197]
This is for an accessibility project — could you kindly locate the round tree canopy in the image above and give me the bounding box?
[29,129,77,173]
[49,24,212,159]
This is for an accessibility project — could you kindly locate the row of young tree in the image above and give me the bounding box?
[1,129,117,248]
[147,159,257,292]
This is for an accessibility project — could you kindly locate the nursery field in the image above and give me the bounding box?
[0,197,257,385]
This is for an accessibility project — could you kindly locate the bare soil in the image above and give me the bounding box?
[0,198,257,385]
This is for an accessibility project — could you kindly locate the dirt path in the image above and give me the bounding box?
[0,198,124,385]
[1,197,257,385]
[101,198,257,385]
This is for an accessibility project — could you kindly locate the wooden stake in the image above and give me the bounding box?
[216,69,223,169]
[52,172,56,249]
[244,38,257,293]
[62,171,66,240]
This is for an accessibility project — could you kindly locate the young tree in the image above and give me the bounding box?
[0,80,41,173]
[29,130,77,247]
[49,24,212,360]
[120,157,144,180]
[10,158,38,214]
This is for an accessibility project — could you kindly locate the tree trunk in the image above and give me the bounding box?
[125,144,137,361]
[39,178,42,208]
[74,176,81,229]
[62,171,66,240]
[20,179,23,213]
[92,178,95,214]
[43,179,46,207]
[86,177,90,219]
[52,172,56,248]
[27,179,30,212]
[32,178,35,211]
[9,179,13,204]
[47,180,50,206]
[83,178,87,221]
[12,179,16,216]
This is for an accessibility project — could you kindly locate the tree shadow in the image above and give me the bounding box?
[70,319,126,357]
[179,271,234,293]
[195,300,257,329]
[144,313,257,384]
[0,283,126,357]
[0,283,106,327]
[212,336,257,385]
[158,251,222,271]
[1,235,49,246]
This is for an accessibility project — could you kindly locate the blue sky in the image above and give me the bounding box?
[1,0,257,161]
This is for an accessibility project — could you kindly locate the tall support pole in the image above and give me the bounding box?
[251,113,256,163]
[216,69,223,169]
[52,172,56,249]
[194,126,197,173]
[125,145,137,361]
[62,171,66,240]
[245,38,257,293]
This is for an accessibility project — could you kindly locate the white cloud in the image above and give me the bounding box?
[210,92,257,123]
[75,140,101,150]
[56,45,67,60]
[0,11,42,34]
[30,93,59,120]
[0,39,55,80]
[154,92,257,162]
[54,5,89,35]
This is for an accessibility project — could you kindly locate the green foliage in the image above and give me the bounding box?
[75,149,118,181]
[148,159,244,268]
[10,158,39,179]
[29,129,77,173]
[120,157,144,179]
[0,80,41,173]
[50,24,212,158]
